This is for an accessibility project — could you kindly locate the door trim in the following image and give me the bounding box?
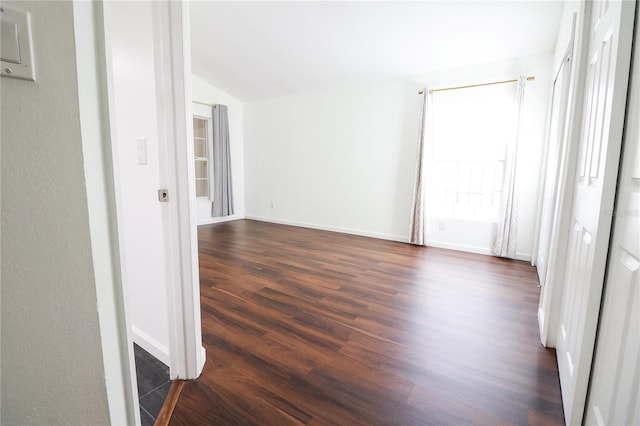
[100,0,204,394]
[145,0,205,380]
[73,1,140,424]
[535,40,574,280]
[539,3,591,347]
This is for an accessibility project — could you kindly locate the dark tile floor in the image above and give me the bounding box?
[134,344,171,426]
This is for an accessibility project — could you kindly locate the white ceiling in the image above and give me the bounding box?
[190,1,564,102]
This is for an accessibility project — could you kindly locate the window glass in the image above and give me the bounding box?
[430,83,517,220]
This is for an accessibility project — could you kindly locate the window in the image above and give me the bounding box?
[192,116,211,198]
[430,83,517,221]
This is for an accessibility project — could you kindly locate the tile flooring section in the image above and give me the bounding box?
[134,344,171,426]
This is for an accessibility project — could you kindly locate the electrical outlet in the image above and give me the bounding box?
[438,220,446,231]
[270,201,275,209]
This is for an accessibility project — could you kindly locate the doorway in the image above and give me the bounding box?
[99,0,205,421]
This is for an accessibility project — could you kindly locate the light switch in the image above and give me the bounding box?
[1,6,35,81]
[136,137,147,165]
[0,21,20,64]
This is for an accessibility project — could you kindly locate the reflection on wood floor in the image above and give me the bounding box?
[169,219,563,425]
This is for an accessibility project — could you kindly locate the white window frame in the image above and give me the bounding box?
[192,114,212,199]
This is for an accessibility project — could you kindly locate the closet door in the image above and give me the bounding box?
[584,13,640,425]
[555,1,635,424]
[536,49,572,285]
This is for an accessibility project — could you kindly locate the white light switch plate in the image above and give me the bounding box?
[1,6,36,81]
[1,21,20,63]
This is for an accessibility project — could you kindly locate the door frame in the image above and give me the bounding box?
[72,1,140,424]
[157,0,206,380]
[534,39,574,284]
[90,0,204,421]
[538,2,592,347]
[111,0,204,380]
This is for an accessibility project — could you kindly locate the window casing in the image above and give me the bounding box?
[192,116,211,198]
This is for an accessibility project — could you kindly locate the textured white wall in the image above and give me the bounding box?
[191,74,246,225]
[0,1,110,423]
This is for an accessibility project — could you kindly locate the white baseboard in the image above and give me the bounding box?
[197,213,244,226]
[427,241,493,256]
[223,216,531,261]
[244,215,409,243]
[427,240,532,262]
[131,326,170,367]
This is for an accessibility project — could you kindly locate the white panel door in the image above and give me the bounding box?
[537,51,572,285]
[556,1,636,424]
[585,15,640,425]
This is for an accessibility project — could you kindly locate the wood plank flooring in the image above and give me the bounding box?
[169,220,564,425]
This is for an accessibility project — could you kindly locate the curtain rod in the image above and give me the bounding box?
[418,76,535,95]
[193,100,218,107]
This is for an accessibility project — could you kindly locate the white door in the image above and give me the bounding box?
[556,1,636,424]
[585,15,640,425]
[537,50,572,285]
[105,1,206,380]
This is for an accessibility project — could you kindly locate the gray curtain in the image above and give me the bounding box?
[409,90,429,245]
[211,104,234,217]
[493,76,527,258]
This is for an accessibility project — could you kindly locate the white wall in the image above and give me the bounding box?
[1,1,111,423]
[191,74,245,225]
[107,1,171,364]
[244,54,553,258]
[244,79,419,241]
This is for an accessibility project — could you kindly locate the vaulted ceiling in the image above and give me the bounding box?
[190,1,564,102]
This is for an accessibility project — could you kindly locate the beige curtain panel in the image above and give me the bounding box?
[493,75,527,258]
[409,90,429,245]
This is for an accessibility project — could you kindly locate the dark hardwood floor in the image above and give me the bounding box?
[169,219,564,425]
